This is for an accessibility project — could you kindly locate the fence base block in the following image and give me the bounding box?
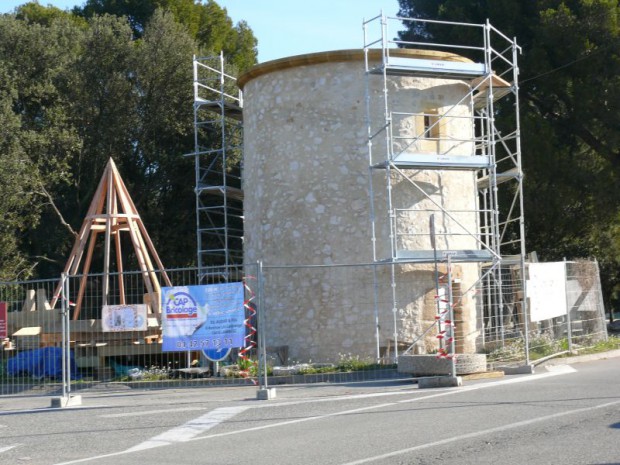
[51,395,82,408]
[256,388,277,400]
[418,376,462,389]
[498,364,535,375]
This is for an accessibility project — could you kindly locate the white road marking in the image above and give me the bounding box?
[52,406,250,464]
[545,364,577,373]
[51,367,578,465]
[124,405,249,452]
[185,366,580,441]
[339,398,620,465]
[0,443,21,453]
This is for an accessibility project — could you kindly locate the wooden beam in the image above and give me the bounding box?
[52,157,170,319]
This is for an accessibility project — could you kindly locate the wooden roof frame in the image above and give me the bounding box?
[51,158,172,319]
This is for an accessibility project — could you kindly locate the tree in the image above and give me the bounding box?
[0,65,39,281]
[396,0,620,308]
[47,11,198,270]
[76,0,258,72]
[0,13,84,279]
[15,1,87,27]
[128,9,197,266]
[0,1,258,279]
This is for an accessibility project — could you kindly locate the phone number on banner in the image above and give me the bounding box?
[175,338,236,349]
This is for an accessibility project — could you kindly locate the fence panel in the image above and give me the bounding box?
[0,266,261,397]
[0,277,65,396]
[482,260,608,368]
[0,260,610,396]
[259,263,396,383]
[64,265,260,389]
[478,264,529,366]
[258,261,492,383]
[564,260,607,346]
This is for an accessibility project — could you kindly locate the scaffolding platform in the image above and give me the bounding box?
[477,168,520,190]
[194,98,243,121]
[380,56,487,79]
[374,153,492,170]
[471,74,513,109]
[394,249,495,263]
[196,185,244,201]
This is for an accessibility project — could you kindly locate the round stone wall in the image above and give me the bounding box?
[240,50,480,363]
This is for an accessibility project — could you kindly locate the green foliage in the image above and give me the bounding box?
[528,332,565,359]
[291,354,388,375]
[397,0,620,306]
[0,2,257,279]
[0,14,79,279]
[236,356,257,374]
[485,333,564,362]
[486,333,618,363]
[484,337,526,363]
[15,2,87,28]
[335,353,381,372]
[76,0,258,72]
[576,335,620,354]
[117,365,171,381]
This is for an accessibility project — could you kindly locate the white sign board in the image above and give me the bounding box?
[102,304,148,332]
[527,262,567,322]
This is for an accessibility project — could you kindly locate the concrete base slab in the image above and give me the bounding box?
[398,354,487,376]
[461,371,505,381]
[256,388,277,400]
[51,395,82,408]
[498,364,535,375]
[418,376,462,389]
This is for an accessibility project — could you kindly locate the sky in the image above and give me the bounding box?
[0,0,402,62]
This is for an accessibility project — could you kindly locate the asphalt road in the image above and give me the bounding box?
[1,355,619,465]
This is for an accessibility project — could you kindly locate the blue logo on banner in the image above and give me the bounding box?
[202,347,232,362]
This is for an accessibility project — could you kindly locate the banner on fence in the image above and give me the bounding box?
[102,304,147,332]
[161,283,245,352]
[0,302,7,338]
[527,262,567,322]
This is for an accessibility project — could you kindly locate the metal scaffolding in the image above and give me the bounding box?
[363,14,527,353]
[191,53,244,279]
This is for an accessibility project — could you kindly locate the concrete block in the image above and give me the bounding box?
[398,354,487,376]
[418,376,462,389]
[256,388,277,400]
[51,395,82,408]
[498,364,535,375]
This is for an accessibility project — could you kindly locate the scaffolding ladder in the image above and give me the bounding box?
[192,53,244,279]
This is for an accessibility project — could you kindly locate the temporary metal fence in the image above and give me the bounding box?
[481,260,608,368]
[0,260,609,398]
[258,262,400,386]
[0,277,61,395]
[0,265,261,397]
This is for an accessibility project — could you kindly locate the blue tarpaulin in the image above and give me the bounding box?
[6,347,78,379]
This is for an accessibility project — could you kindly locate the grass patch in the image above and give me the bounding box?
[573,335,620,355]
[485,333,620,363]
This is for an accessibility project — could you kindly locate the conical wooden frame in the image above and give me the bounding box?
[51,158,172,319]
